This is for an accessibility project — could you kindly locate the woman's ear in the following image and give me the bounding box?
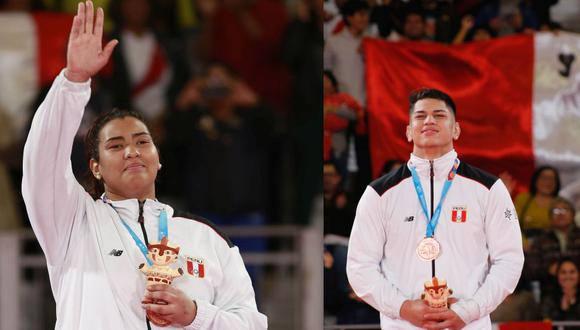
[89,158,101,180]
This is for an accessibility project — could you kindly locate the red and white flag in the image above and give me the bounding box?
[186,257,205,278]
[0,12,70,136]
[364,32,580,190]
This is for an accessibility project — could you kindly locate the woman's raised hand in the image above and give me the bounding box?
[65,1,118,82]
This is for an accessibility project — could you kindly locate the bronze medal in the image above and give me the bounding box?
[416,237,440,261]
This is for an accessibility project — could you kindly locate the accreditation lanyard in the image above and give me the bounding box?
[409,159,459,238]
[117,206,168,267]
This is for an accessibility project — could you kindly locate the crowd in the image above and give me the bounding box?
[323,0,580,325]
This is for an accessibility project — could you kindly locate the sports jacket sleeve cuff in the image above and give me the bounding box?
[184,300,218,330]
[450,299,480,324]
[393,295,410,319]
[59,69,92,90]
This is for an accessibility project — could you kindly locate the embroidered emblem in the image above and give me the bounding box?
[451,206,467,223]
[186,257,205,278]
[504,208,517,221]
[404,216,415,222]
[109,249,123,256]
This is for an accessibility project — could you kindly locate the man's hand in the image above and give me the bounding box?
[422,308,466,330]
[400,299,446,328]
[142,284,197,327]
[65,1,118,82]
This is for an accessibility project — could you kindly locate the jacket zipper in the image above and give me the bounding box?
[138,200,150,246]
[138,200,152,330]
[430,160,435,278]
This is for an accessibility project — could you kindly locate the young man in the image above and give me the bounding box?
[346,88,524,329]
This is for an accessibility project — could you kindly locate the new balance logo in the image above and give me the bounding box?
[109,249,123,256]
[404,216,414,222]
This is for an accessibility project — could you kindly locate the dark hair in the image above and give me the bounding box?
[556,257,579,275]
[340,0,369,26]
[409,88,456,116]
[529,165,560,197]
[323,70,339,92]
[201,60,239,79]
[84,108,150,198]
[405,10,425,23]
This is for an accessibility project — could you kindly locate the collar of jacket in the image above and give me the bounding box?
[100,195,174,223]
[408,149,458,180]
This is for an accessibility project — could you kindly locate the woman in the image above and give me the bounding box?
[21,1,267,329]
[541,258,580,324]
[525,197,580,287]
[515,166,561,238]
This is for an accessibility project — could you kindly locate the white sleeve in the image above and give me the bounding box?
[21,70,91,266]
[185,244,267,330]
[324,39,336,71]
[450,180,524,323]
[346,186,408,318]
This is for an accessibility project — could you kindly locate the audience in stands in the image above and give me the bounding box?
[525,197,580,289]
[324,0,375,105]
[323,70,365,179]
[541,258,580,323]
[515,166,561,239]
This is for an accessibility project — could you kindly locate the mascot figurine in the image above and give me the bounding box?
[421,277,453,308]
[139,237,184,327]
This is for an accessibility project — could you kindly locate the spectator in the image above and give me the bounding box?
[323,70,365,178]
[561,178,580,227]
[474,0,538,36]
[368,0,405,40]
[541,258,580,323]
[401,10,428,41]
[164,62,271,218]
[525,197,580,287]
[453,15,496,45]
[323,160,354,239]
[515,165,561,239]
[107,0,179,123]
[324,0,348,40]
[324,0,375,105]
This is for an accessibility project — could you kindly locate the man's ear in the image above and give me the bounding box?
[453,122,461,140]
[89,158,101,179]
[406,124,413,143]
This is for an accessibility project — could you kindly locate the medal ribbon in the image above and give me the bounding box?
[103,197,168,266]
[409,159,459,238]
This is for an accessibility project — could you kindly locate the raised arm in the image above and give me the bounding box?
[22,1,117,266]
[65,1,118,82]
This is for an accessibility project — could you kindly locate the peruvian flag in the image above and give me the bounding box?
[365,32,580,190]
[0,12,71,137]
[186,257,205,278]
[451,206,467,223]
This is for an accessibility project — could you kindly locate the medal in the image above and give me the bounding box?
[409,159,459,262]
[416,237,441,261]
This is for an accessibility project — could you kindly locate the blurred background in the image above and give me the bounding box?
[0,0,322,329]
[323,0,580,329]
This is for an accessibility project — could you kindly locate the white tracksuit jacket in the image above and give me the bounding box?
[346,150,524,329]
[22,71,268,330]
